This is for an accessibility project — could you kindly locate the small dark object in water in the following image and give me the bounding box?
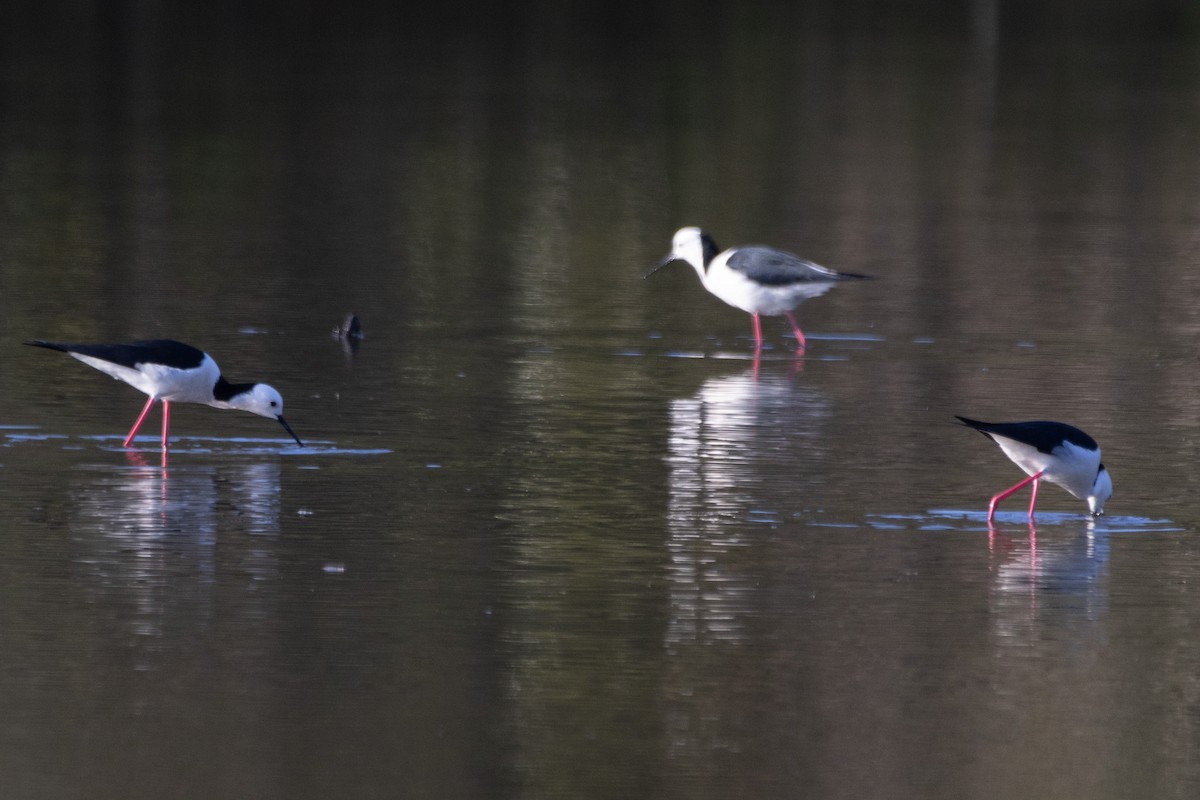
[333,314,363,341]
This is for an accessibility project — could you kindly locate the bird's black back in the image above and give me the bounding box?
[726,246,870,286]
[955,416,1098,455]
[25,339,207,371]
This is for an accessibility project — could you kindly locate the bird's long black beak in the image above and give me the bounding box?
[278,416,303,447]
[642,254,679,279]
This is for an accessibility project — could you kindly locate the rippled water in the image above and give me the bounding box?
[4,2,1200,799]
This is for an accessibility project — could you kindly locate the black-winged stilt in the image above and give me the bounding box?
[956,416,1111,522]
[644,227,870,351]
[25,339,303,449]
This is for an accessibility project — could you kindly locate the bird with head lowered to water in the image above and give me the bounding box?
[25,338,303,450]
[956,416,1112,522]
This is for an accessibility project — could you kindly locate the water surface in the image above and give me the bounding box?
[3,3,1200,798]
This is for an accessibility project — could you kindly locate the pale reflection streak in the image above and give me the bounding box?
[663,366,827,648]
[71,460,283,645]
[986,519,1109,643]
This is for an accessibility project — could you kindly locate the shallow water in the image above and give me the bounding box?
[4,2,1200,798]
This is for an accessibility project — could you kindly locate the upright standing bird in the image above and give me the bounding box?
[25,339,303,449]
[956,416,1111,522]
[644,226,870,351]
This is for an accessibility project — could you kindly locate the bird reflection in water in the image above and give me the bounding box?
[986,518,1110,643]
[661,366,828,763]
[663,367,828,649]
[71,461,285,652]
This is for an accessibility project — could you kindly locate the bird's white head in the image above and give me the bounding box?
[225,383,304,446]
[228,383,287,419]
[1088,464,1112,516]
[644,226,718,281]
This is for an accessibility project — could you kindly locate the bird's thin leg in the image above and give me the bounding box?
[783,311,807,351]
[751,313,764,351]
[1027,474,1041,519]
[986,470,1045,523]
[124,396,158,448]
[160,400,171,450]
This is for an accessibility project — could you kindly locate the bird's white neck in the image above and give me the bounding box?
[681,254,709,285]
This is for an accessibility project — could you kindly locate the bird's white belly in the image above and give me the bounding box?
[703,267,834,315]
[994,437,1099,500]
[73,353,220,404]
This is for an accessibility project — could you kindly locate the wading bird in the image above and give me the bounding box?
[26,339,303,450]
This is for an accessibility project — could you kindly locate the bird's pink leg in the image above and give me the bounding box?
[751,313,764,351]
[783,311,807,351]
[1027,474,1041,519]
[986,470,1045,523]
[160,400,171,450]
[123,396,158,448]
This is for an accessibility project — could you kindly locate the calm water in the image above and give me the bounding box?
[4,2,1200,798]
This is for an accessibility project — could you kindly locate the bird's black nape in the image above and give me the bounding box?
[213,376,256,403]
[699,231,720,268]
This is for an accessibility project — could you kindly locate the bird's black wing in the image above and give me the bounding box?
[25,339,207,370]
[955,416,1097,455]
[726,246,869,286]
